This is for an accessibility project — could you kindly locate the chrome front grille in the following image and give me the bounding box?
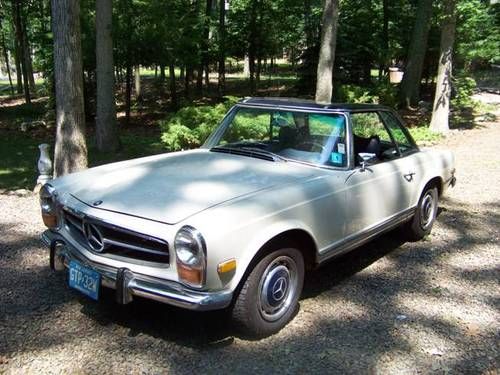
[62,208,169,266]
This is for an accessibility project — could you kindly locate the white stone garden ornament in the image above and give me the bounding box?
[37,143,52,187]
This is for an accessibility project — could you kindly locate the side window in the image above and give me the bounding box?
[350,112,398,163]
[379,111,416,154]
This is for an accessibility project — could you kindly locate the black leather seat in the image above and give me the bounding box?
[279,126,298,149]
[366,135,381,156]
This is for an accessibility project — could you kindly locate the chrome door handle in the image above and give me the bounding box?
[403,172,415,182]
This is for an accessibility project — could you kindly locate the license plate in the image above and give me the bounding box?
[68,260,101,300]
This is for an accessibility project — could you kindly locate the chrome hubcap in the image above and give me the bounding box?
[420,192,436,230]
[258,255,298,322]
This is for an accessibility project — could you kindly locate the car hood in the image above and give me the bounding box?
[56,149,315,224]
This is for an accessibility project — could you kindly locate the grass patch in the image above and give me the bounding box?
[0,132,166,191]
[0,134,41,190]
[88,133,165,166]
[408,126,443,146]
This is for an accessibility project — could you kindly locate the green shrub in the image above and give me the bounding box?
[408,126,443,145]
[334,82,398,107]
[374,81,398,107]
[451,74,478,111]
[160,96,240,151]
[335,84,377,103]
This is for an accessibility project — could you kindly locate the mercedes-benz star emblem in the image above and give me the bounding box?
[272,277,288,301]
[83,222,105,252]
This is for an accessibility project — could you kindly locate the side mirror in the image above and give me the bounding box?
[358,152,376,171]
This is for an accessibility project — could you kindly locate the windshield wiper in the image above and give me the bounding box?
[210,145,286,162]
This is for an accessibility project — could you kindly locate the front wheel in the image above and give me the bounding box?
[404,186,438,241]
[232,247,304,337]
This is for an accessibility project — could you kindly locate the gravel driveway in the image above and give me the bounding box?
[1,103,499,374]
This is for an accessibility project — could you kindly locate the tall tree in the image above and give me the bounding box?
[52,0,87,176]
[95,0,119,152]
[248,0,259,94]
[399,0,433,108]
[379,0,389,78]
[21,15,35,92]
[315,0,339,103]
[430,0,457,133]
[134,65,141,100]
[169,62,177,109]
[11,0,30,103]
[217,0,225,96]
[304,0,314,49]
[12,34,22,93]
[0,17,14,95]
[200,0,212,92]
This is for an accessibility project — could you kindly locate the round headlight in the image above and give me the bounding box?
[39,184,58,228]
[174,226,206,266]
[174,226,206,287]
[40,184,56,213]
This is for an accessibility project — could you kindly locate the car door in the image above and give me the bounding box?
[379,110,423,208]
[344,111,413,238]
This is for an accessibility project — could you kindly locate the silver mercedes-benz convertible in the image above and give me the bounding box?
[40,97,456,336]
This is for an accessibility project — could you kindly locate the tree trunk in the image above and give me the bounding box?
[399,0,433,108]
[315,0,340,104]
[243,54,250,77]
[12,0,30,103]
[134,65,142,100]
[125,64,132,123]
[169,63,177,109]
[159,64,165,82]
[13,39,23,94]
[248,0,259,94]
[200,0,212,93]
[51,0,88,177]
[256,57,261,83]
[196,68,203,93]
[22,20,36,93]
[0,25,14,96]
[95,0,119,152]
[217,0,225,96]
[304,0,314,49]
[429,0,456,133]
[185,65,192,98]
[379,0,389,78]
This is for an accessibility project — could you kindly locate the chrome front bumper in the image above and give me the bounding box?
[41,230,232,311]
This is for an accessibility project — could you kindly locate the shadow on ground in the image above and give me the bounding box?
[1,199,498,373]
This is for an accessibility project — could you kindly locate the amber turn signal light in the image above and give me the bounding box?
[217,259,236,274]
[177,262,204,286]
[42,213,57,229]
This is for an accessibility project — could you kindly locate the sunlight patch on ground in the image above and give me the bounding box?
[396,293,499,333]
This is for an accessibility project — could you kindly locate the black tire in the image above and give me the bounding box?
[404,186,439,241]
[232,247,305,337]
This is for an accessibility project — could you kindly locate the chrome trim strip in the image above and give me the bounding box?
[103,238,167,256]
[318,206,416,263]
[41,231,232,311]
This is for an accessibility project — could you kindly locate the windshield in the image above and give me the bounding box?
[208,106,347,167]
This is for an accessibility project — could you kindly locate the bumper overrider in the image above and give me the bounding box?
[41,230,232,311]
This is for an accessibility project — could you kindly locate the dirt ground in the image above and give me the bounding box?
[0,97,499,374]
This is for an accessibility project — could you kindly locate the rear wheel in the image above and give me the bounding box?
[232,247,304,337]
[404,186,438,240]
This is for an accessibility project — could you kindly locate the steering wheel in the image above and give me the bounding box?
[296,141,326,153]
